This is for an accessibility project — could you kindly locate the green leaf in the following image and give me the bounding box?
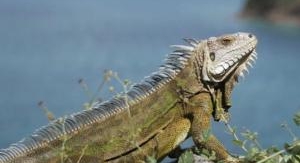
[246,147,261,159]
[266,146,279,154]
[123,79,131,86]
[178,150,194,163]
[200,149,210,157]
[208,150,217,160]
[283,155,292,162]
[241,130,258,141]
[294,154,300,162]
[232,139,244,147]
[293,112,300,126]
[285,141,300,156]
[192,146,201,155]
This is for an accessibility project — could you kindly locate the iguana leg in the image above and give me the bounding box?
[154,117,191,160]
[189,93,233,162]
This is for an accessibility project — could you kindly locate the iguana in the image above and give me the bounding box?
[0,32,257,163]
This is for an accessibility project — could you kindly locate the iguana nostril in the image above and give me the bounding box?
[248,34,253,38]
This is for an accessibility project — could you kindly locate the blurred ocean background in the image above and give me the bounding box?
[0,0,300,157]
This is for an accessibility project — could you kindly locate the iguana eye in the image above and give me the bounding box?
[221,38,232,46]
[209,52,215,61]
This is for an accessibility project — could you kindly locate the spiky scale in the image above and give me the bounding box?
[246,62,253,68]
[239,71,245,79]
[183,38,199,47]
[170,45,194,51]
[252,52,258,59]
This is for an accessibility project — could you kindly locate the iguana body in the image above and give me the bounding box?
[0,32,257,163]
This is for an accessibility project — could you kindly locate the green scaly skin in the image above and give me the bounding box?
[0,32,257,163]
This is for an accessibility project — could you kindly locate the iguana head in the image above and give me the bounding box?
[201,32,257,83]
[190,32,257,121]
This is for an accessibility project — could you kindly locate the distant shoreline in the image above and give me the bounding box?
[241,0,300,26]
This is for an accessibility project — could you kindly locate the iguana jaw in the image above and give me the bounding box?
[202,32,258,83]
[210,48,256,82]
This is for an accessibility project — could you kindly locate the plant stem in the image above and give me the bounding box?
[89,78,106,105]
[225,123,248,152]
[254,139,263,150]
[257,143,298,163]
[114,74,131,118]
[257,149,284,163]
[76,145,89,163]
[221,114,248,152]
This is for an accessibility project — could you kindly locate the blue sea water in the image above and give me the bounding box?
[0,0,300,157]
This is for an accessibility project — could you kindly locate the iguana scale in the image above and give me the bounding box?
[0,32,258,163]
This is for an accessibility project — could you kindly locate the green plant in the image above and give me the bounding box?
[222,112,300,163]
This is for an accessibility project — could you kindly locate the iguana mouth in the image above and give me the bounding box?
[209,41,257,82]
